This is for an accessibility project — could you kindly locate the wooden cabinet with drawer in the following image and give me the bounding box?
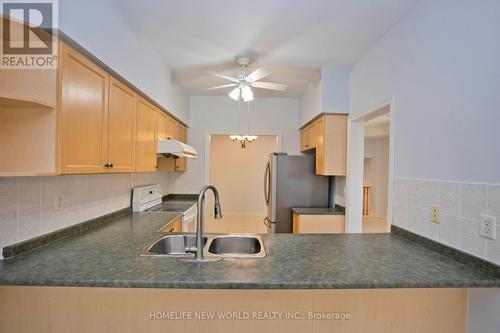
[159,217,182,233]
[293,213,345,234]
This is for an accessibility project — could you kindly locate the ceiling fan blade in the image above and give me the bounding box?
[208,71,239,83]
[251,81,287,91]
[204,83,238,91]
[246,67,271,82]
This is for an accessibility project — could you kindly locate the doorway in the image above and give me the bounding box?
[362,108,390,232]
[207,134,279,233]
[346,100,395,233]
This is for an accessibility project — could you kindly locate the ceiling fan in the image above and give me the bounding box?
[205,57,287,102]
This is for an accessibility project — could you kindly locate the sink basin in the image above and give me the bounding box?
[142,234,207,257]
[207,235,266,258]
[142,234,266,259]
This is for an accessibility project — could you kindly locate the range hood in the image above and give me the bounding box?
[157,139,197,158]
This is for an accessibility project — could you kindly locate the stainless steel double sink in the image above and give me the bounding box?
[142,234,266,259]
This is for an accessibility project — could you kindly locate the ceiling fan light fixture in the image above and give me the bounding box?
[241,85,254,102]
[229,87,240,101]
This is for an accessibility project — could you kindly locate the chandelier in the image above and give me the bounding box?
[229,135,258,148]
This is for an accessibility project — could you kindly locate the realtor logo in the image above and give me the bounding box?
[1,0,58,69]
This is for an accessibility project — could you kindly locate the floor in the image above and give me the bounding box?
[362,216,389,233]
[206,214,268,234]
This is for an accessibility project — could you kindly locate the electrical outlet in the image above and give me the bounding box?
[480,214,496,240]
[54,195,63,211]
[431,205,440,223]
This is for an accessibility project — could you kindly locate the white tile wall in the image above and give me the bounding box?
[394,178,500,265]
[0,172,171,258]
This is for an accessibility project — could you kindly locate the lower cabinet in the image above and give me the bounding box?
[159,217,182,233]
[293,213,345,233]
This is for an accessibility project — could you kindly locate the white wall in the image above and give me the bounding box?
[59,0,189,122]
[348,0,500,330]
[350,0,500,260]
[298,76,321,126]
[169,96,300,194]
[320,67,351,115]
[350,0,500,184]
[209,135,279,215]
[298,67,350,127]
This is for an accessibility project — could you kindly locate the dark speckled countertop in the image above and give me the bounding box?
[0,212,498,289]
[292,207,345,215]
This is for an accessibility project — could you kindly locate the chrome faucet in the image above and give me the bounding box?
[193,185,222,262]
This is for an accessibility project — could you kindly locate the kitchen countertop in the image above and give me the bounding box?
[292,207,345,215]
[0,212,498,289]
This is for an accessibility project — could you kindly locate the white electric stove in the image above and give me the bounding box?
[132,185,197,232]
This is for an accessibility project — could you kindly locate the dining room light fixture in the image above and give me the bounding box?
[230,135,258,148]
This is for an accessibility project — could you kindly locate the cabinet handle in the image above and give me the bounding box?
[104,163,110,168]
[169,228,175,232]
[109,163,114,168]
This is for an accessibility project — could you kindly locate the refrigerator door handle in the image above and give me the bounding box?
[264,161,270,205]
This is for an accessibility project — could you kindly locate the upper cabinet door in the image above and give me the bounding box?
[135,98,157,172]
[157,112,168,140]
[174,123,188,172]
[166,116,177,140]
[108,78,136,173]
[59,43,109,174]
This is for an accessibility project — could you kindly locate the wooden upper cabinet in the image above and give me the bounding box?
[308,122,317,149]
[300,114,347,176]
[300,128,308,151]
[135,98,157,172]
[166,116,177,140]
[300,122,317,151]
[59,42,109,174]
[315,114,347,176]
[175,123,188,172]
[108,78,136,173]
[157,112,168,140]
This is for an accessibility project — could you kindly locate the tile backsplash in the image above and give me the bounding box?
[394,178,500,265]
[0,172,170,257]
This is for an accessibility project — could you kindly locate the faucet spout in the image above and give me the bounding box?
[193,185,222,262]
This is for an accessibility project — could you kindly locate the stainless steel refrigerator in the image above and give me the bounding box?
[263,153,329,233]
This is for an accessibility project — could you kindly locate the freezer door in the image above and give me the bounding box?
[274,155,329,233]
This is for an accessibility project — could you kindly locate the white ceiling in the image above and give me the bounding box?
[116,0,419,97]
